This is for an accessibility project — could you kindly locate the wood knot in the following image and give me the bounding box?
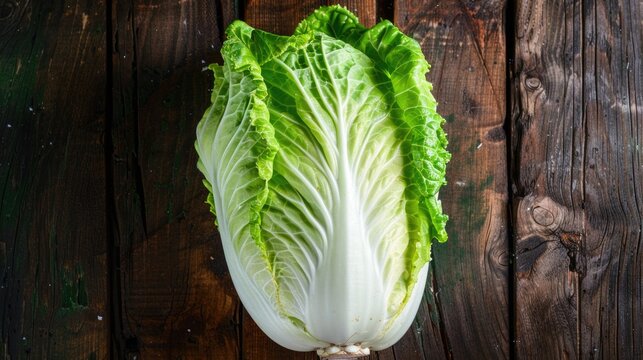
[0,0,27,36]
[525,77,541,91]
[496,249,510,267]
[516,195,569,236]
[531,206,554,226]
[0,1,17,20]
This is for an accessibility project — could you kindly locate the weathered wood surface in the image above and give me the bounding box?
[512,1,643,359]
[111,0,239,358]
[0,0,641,359]
[0,0,110,358]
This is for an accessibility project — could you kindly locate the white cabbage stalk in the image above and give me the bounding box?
[195,6,450,358]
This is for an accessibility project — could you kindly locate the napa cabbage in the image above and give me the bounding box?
[195,5,450,357]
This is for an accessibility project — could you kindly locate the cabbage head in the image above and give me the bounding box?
[195,5,450,357]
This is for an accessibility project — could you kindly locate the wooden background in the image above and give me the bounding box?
[0,0,641,358]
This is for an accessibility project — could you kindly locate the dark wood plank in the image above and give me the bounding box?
[110,0,238,358]
[581,2,643,357]
[0,0,110,358]
[395,1,510,359]
[512,0,643,358]
[511,2,582,355]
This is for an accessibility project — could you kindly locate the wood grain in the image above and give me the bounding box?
[396,1,510,359]
[0,0,110,358]
[512,0,643,358]
[110,0,238,358]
